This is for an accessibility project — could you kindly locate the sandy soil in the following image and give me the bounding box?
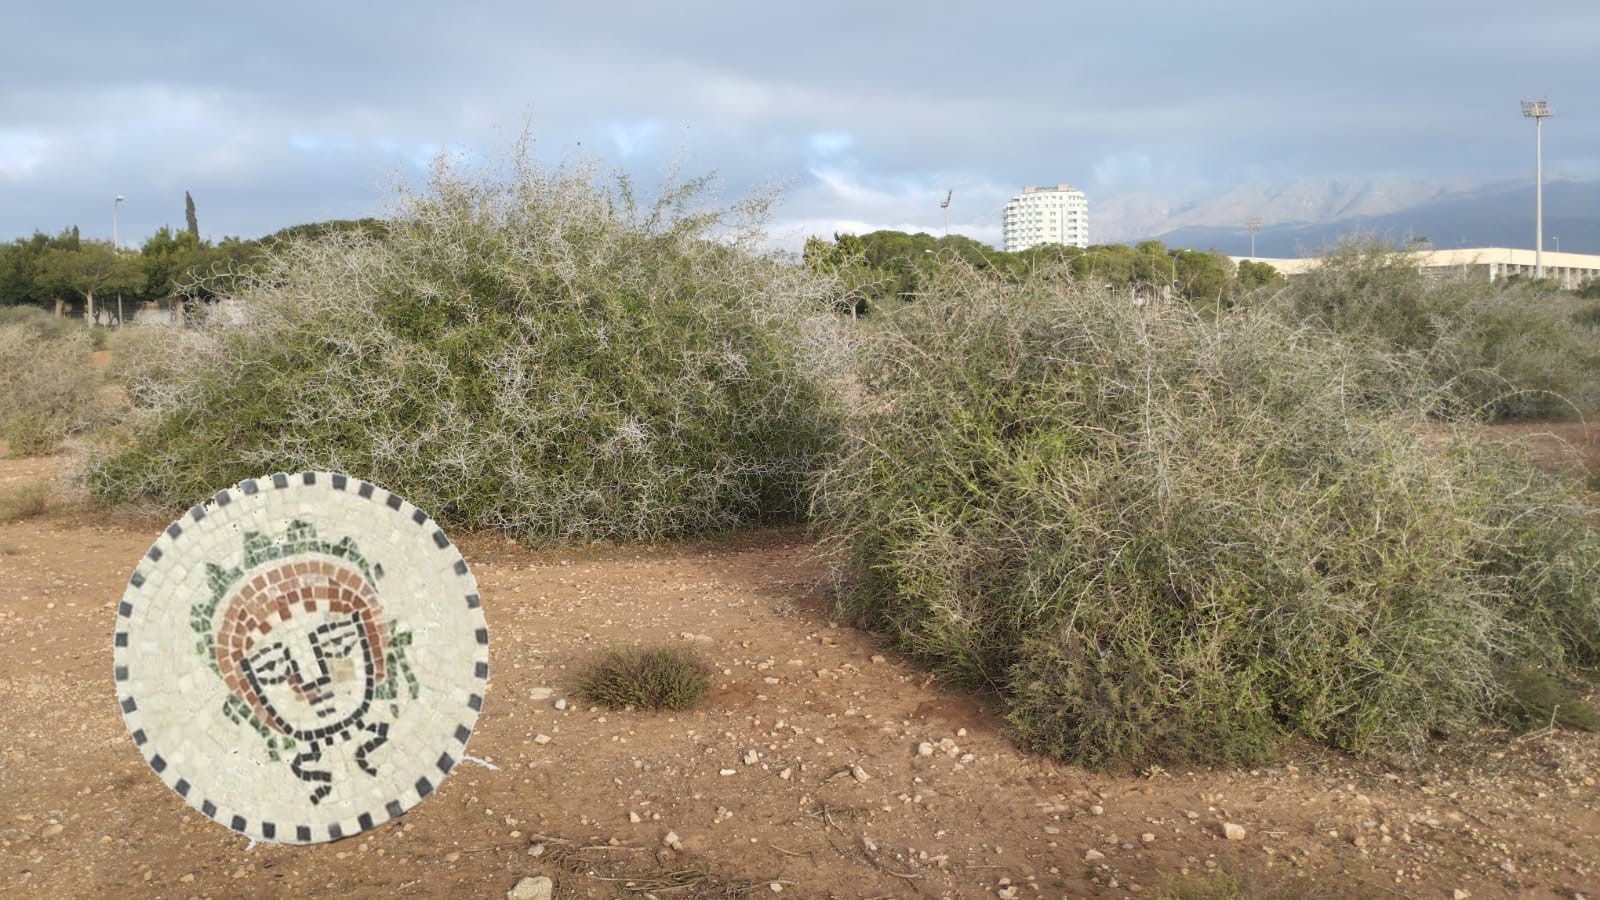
[1486,422,1600,482]
[2,453,1598,899]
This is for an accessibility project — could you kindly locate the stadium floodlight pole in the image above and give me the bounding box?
[1521,100,1552,280]
[1246,217,1262,258]
[940,190,952,237]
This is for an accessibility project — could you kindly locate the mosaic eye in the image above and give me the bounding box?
[316,619,363,659]
[246,644,293,685]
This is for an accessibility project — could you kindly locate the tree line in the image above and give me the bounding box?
[0,195,382,324]
[4,209,1287,325]
[804,230,1281,317]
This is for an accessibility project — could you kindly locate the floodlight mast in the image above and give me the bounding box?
[940,190,952,236]
[1522,99,1552,279]
[1246,217,1262,258]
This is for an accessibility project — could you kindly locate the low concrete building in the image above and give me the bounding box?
[1233,248,1600,290]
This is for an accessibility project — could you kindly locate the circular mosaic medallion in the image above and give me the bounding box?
[113,472,489,844]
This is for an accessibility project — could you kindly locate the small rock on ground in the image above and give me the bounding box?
[507,875,553,900]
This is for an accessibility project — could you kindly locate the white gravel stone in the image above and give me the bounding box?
[507,875,553,900]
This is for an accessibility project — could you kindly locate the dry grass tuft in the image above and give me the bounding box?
[538,836,775,898]
[0,311,104,456]
[577,645,711,712]
[0,482,51,523]
[1154,867,1385,900]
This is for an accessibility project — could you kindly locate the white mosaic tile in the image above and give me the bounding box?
[113,472,489,844]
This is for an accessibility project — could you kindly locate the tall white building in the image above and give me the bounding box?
[1003,184,1089,252]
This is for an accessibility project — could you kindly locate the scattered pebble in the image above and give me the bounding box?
[1222,823,1247,841]
[507,875,553,900]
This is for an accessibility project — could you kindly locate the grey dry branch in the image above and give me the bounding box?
[812,259,1600,770]
[82,147,849,543]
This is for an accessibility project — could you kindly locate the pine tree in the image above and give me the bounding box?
[185,192,199,238]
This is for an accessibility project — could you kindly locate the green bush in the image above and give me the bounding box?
[0,318,102,456]
[1270,241,1600,420]
[812,261,1600,770]
[83,151,847,541]
[577,645,710,711]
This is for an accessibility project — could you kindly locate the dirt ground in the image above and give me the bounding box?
[2,450,1598,899]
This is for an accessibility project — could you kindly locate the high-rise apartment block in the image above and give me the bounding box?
[1003,184,1088,252]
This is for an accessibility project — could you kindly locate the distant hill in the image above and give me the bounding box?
[1149,180,1600,257]
[1094,175,1486,243]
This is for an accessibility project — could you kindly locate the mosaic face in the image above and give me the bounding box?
[114,472,489,843]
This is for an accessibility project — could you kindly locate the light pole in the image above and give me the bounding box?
[1246,217,1261,258]
[1521,100,1552,280]
[112,195,125,326]
[940,190,952,237]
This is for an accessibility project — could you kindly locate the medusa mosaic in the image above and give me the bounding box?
[115,472,489,844]
[192,521,419,803]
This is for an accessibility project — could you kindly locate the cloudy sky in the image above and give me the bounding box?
[3,1,1596,249]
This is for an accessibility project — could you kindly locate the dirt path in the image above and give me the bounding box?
[2,456,1598,899]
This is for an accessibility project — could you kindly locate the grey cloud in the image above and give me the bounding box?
[4,1,1595,247]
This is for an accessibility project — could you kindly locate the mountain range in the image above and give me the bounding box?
[1096,177,1600,258]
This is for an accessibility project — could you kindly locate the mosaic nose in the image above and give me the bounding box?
[283,637,332,703]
